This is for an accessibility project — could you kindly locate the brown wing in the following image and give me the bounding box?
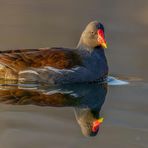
[0,48,82,71]
[0,48,83,80]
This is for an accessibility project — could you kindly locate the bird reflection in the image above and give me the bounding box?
[0,82,107,137]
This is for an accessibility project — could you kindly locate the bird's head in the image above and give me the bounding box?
[78,21,107,51]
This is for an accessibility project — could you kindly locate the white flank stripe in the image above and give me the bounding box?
[19,70,39,75]
[45,66,63,74]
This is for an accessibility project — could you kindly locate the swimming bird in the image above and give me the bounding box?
[0,21,108,84]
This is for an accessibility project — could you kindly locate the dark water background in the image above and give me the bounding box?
[0,0,148,148]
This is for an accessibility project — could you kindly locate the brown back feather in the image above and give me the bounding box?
[0,48,82,80]
[0,48,82,71]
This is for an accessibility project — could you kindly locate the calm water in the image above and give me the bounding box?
[0,0,148,148]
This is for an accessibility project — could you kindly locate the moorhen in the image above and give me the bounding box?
[0,21,108,84]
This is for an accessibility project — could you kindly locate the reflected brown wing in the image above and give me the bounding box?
[0,48,82,71]
[0,88,78,107]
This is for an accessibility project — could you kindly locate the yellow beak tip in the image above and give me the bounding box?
[98,117,104,123]
[102,43,107,49]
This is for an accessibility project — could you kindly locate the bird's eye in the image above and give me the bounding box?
[91,31,97,35]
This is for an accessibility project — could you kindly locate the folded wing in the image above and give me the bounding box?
[0,48,82,80]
